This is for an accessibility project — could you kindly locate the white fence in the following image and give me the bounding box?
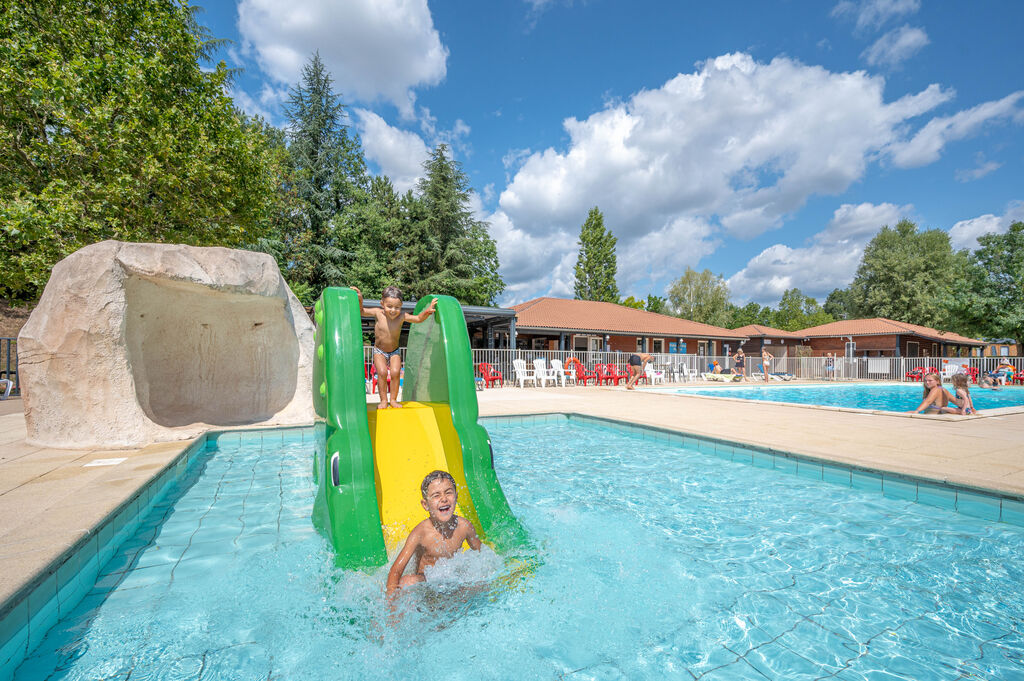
[360,347,1023,385]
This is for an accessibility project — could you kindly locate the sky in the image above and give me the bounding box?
[198,0,1024,308]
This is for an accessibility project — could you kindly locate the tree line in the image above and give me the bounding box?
[574,208,1024,344]
[1,2,501,307]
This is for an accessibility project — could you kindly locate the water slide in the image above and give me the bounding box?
[311,287,529,569]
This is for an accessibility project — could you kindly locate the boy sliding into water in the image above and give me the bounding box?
[354,285,437,409]
[386,470,481,599]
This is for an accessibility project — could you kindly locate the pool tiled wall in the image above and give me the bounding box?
[481,412,1024,528]
[0,426,313,679]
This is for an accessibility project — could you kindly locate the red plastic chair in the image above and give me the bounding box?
[608,364,629,384]
[367,364,392,393]
[478,362,503,388]
[905,366,926,381]
[965,366,979,384]
[573,362,597,386]
[595,364,614,385]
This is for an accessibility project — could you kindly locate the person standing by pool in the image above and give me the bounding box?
[625,352,654,390]
[732,349,746,380]
[824,352,835,380]
[909,372,957,414]
[354,285,437,409]
[761,348,773,383]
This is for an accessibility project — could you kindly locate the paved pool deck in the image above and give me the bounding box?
[2,382,1024,610]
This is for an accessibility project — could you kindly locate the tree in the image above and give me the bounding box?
[395,145,503,305]
[645,294,668,314]
[774,288,833,331]
[949,221,1024,342]
[667,267,731,326]
[573,207,619,302]
[824,287,855,321]
[620,296,645,309]
[849,219,968,328]
[1,0,288,303]
[281,52,369,295]
[727,301,774,328]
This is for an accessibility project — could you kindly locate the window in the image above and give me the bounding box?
[931,343,938,356]
[573,335,588,352]
[531,338,547,350]
[907,341,919,356]
[697,341,709,356]
[636,338,644,352]
[590,337,604,351]
[652,339,664,353]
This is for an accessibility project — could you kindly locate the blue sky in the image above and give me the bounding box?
[198,0,1024,307]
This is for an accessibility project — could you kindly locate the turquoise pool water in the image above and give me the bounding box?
[650,382,1024,412]
[13,422,1024,679]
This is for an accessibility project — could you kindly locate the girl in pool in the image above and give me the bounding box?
[909,372,958,414]
[949,373,978,415]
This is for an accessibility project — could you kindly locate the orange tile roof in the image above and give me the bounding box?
[795,317,983,345]
[511,297,747,339]
[730,324,805,340]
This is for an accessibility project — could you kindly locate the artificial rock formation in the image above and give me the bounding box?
[18,241,315,448]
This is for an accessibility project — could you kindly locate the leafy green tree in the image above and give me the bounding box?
[645,294,668,314]
[395,145,502,305]
[727,301,774,328]
[1,0,287,303]
[824,287,855,321]
[620,295,645,309]
[948,222,1024,342]
[280,52,369,295]
[849,219,968,328]
[667,267,731,326]
[573,207,619,303]
[774,288,833,331]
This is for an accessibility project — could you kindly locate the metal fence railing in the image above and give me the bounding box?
[1,338,18,397]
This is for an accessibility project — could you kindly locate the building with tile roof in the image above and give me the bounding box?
[731,324,807,358]
[794,317,984,357]
[510,297,748,355]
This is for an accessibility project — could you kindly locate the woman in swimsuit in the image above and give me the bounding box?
[761,348,773,383]
[909,372,958,414]
[732,349,746,380]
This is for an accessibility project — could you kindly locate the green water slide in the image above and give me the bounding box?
[312,288,529,569]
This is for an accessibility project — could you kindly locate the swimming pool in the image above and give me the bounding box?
[649,382,1024,413]
[12,420,1024,679]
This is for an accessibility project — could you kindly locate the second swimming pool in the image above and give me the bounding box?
[11,419,1024,679]
[647,381,1024,412]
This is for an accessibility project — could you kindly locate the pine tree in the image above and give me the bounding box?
[282,53,368,295]
[400,145,503,305]
[573,207,619,302]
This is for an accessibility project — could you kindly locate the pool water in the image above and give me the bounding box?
[652,382,1024,412]
[15,422,1024,680]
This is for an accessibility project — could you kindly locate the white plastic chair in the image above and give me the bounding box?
[533,358,556,387]
[645,365,665,385]
[676,364,692,382]
[512,358,537,387]
[549,358,573,386]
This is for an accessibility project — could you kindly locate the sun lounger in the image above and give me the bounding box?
[701,373,741,382]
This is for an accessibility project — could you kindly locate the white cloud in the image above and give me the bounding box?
[487,210,577,305]
[727,202,912,304]
[231,87,275,121]
[352,109,430,192]
[500,53,947,247]
[948,202,1024,251]
[955,153,1002,183]
[237,0,448,117]
[832,0,920,32]
[862,25,929,67]
[889,91,1024,167]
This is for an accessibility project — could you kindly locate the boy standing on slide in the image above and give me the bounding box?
[353,286,436,409]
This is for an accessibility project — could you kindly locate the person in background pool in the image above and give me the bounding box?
[625,352,654,390]
[909,372,958,414]
[949,373,978,415]
[386,470,481,601]
[354,285,436,409]
[978,375,1001,390]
